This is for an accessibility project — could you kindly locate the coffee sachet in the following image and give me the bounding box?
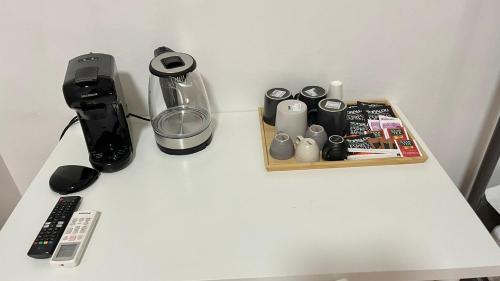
[396,139,421,157]
[384,127,408,140]
[364,106,395,120]
[345,135,372,150]
[357,101,387,108]
[366,130,384,139]
[347,121,369,136]
[346,105,366,122]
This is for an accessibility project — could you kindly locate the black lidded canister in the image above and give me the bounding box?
[263,88,292,125]
[317,98,347,136]
[296,86,326,112]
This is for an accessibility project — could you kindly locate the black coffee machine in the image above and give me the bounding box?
[62,53,133,172]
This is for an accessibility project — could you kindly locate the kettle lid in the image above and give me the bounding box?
[149,51,196,78]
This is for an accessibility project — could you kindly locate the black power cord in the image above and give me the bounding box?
[127,113,150,122]
[59,116,79,140]
[59,113,150,140]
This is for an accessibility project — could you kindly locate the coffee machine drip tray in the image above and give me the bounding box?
[152,106,210,139]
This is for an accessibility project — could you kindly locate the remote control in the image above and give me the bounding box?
[50,210,100,267]
[27,196,81,259]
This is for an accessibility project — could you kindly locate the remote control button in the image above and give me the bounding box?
[64,228,73,234]
[69,235,76,241]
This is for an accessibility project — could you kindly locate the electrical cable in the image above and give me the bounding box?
[127,113,150,122]
[59,113,150,141]
[59,116,79,140]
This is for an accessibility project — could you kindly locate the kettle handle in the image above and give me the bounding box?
[154,46,174,57]
[153,46,179,108]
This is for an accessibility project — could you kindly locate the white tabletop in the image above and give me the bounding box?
[1,106,500,281]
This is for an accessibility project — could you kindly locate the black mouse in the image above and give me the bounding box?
[49,165,99,194]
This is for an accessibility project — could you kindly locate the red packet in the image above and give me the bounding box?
[384,127,408,140]
[366,130,384,138]
[396,139,421,157]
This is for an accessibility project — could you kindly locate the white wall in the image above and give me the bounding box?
[0,155,21,228]
[1,0,500,193]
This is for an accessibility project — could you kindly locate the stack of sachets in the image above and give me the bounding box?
[345,101,422,159]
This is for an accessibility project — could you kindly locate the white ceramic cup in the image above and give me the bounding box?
[295,136,320,162]
[275,100,308,142]
[326,80,343,100]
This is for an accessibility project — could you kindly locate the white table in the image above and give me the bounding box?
[1,106,500,281]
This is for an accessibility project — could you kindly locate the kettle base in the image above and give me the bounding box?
[157,134,213,155]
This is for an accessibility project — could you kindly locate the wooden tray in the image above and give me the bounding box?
[259,100,428,171]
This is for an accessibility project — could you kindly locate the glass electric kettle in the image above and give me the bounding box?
[148,46,214,155]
